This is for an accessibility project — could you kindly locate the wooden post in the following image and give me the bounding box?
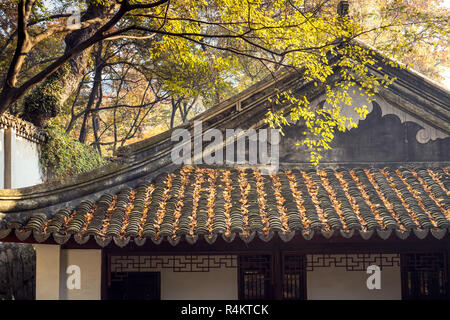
[272,247,283,300]
[447,246,450,300]
[236,100,242,112]
[4,127,15,188]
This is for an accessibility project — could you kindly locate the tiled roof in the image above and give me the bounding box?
[0,167,449,247]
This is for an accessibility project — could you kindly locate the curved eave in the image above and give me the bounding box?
[0,166,449,248]
[1,227,449,248]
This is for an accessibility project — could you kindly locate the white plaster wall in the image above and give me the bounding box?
[110,255,238,300]
[306,254,402,300]
[12,135,42,188]
[59,249,102,300]
[158,266,238,300]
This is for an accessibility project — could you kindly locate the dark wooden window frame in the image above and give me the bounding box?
[238,254,273,300]
[400,252,448,300]
[282,252,307,300]
[108,271,161,300]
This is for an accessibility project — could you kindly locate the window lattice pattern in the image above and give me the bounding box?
[402,253,445,272]
[307,254,401,271]
[110,255,237,272]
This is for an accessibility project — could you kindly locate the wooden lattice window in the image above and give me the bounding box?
[401,253,447,300]
[238,255,272,300]
[282,254,306,300]
[238,254,307,300]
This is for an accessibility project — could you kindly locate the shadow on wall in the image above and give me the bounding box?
[0,242,35,300]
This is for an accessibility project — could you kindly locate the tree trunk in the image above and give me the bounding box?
[92,82,103,154]
[79,43,104,144]
[21,4,109,127]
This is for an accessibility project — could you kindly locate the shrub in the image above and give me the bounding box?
[40,124,108,179]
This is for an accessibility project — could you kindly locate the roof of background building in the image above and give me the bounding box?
[1,166,448,247]
[0,47,449,247]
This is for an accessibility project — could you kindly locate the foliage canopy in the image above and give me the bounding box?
[0,0,447,165]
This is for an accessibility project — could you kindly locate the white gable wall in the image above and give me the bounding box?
[0,127,43,189]
[12,134,43,188]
